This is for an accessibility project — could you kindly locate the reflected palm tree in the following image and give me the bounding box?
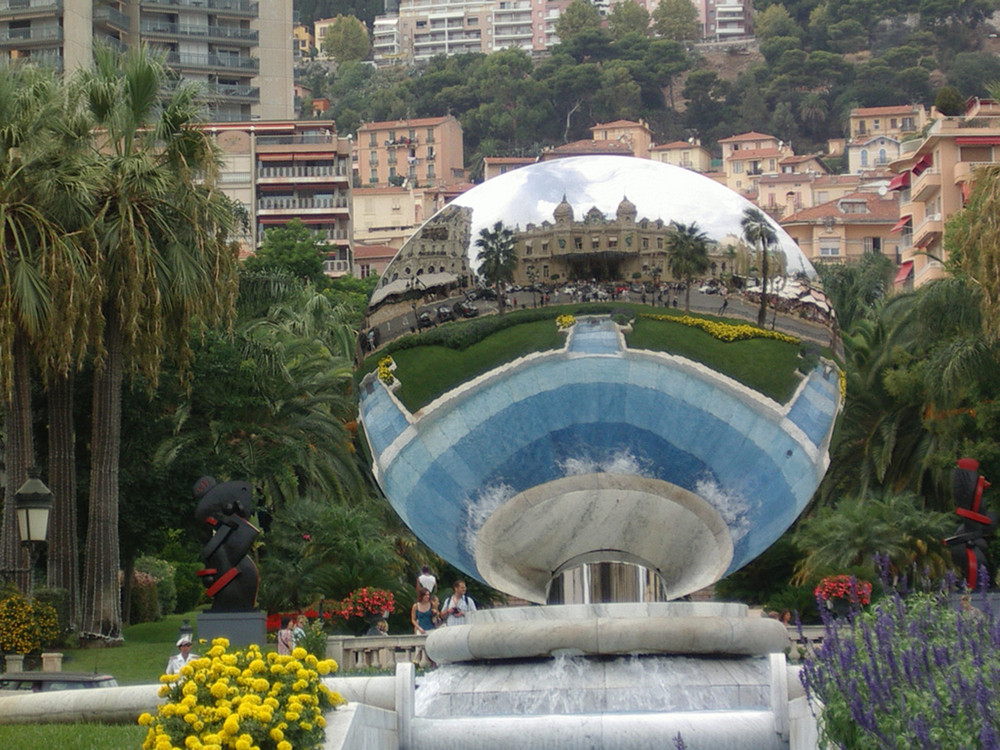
[741,208,777,327]
[475,221,517,314]
[665,221,710,312]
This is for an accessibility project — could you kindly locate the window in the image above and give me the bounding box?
[542,265,549,278]
[389,166,396,178]
[369,169,377,183]
[860,150,868,167]
[525,242,533,256]
[890,118,897,128]
[656,237,663,250]
[733,161,743,173]
[863,237,882,254]
[820,245,839,257]
[873,119,880,130]
[369,133,377,147]
[541,241,549,253]
[427,164,435,178]
[574,237,583,250]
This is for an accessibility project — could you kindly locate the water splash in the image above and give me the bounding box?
[694,475,754,543]
[559,448,653,478]
[462,482,516,555]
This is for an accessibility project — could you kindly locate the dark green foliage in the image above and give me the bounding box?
[33,587,71,636]
[715,535,801,605]
[935,85,967,115]
[135,556,178,616]
[763,585,820,624]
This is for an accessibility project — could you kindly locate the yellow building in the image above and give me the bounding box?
[649,140,713,173]
[780,192,902,268]
[352,185,429,250]
[589,119,654,159]
[718,131,793,199]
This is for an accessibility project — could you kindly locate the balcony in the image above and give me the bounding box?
[165,51,258,72]
[912,213,943,248]
[0,0,61,17]
[141,20,258,45]
[258,165,347,182]
[208,83,259,103]
[954,160,997,185]
[257,196,350,213]
[909,168,941,202]
[93,4,130,31]
[0,25,62,47]
[140,0,259,18]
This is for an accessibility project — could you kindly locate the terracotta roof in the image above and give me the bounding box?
[354,244,398,259]
[549,139,634,155]
[719,131,777,143]
[779,154,821,165]
[727,147,784,159]
[651,141,696,151]
[591,119,649,130]
[358,116,454,131]
[852,105,921,117]
[781,192,900,224]
[484,157,535,165]
[812,174,861,187]
[352,186,411,196]
[758,173,816,185]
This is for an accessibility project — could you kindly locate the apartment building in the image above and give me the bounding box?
[483,156,536,179]
[0,0,294,121]
[206,120,353,277]
[781,192,902,268]
[372,0,570,65]
[650,140,713,173]
[889,97,1000,289]
[352,185,428,250]
[694,0,752,40]
[355,115,465,189]
[846,105,929,174]
[718,131,793,198]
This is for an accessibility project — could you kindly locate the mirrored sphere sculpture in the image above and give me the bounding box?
[359,156,839,603]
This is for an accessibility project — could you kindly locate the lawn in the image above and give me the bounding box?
[390,317,564,411]
[378,306,804,411]
[0,723,145,750]
[626,315,803,403]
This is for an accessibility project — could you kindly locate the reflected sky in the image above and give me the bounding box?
[447,156,815,278]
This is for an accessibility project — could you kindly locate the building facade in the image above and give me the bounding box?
[589,119,653,159]
[372,0,571,65]
[205,120,353,277]
[780,192,902,268]
[693,0,752,40]
[0,0,294,121]
[355,115,465,189]
[352,185,429,250]
[718,131,793,199]
[889,98,1000,288]
[846,105,929,175]
[650,140,713,173]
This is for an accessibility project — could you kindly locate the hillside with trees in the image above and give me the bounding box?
[297,0,1000,176]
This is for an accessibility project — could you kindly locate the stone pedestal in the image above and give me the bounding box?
[4,654,24,672]
[41,652,63,672]
[196,610,266,648]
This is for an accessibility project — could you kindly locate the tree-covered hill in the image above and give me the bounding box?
[295,0,1000,175]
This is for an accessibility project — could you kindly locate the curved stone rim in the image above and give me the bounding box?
[424,612,790,664]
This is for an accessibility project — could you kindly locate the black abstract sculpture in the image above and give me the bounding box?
[194,477,260,612]
[944,458,997,589]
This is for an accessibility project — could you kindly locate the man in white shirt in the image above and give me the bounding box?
[440,580,476,626]
[417,566,436,593]
[165,635,198,675]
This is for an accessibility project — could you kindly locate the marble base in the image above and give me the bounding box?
[196,610,266,648]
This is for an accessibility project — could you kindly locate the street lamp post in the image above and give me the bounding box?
[526,264,538,308]
[14,467,53,594]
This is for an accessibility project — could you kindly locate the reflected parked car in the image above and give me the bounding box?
[453,300,480,318]
[417,312,435,329]
[0,671,118,694]
[437,306,455,322]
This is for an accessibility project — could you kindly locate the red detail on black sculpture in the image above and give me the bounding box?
[944,458,997,589]
[193,477,260,612]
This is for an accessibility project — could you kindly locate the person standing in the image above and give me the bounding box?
[417,566,437,594]
[165,635,198,675]
[411,586,439,634]
[276,617,294,655]
[440,580,476,626]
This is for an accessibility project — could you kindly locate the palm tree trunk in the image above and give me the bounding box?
[47,371,79,629]
[1,334,34,592]
[81,308,124,644]
[757,241,769,327]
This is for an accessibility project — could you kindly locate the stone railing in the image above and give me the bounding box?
[326,633,431,672]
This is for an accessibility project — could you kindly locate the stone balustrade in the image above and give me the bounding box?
[326,633,431,672]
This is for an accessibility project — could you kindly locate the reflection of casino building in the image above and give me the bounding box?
[513,196,720,284]
[368,204,473,314]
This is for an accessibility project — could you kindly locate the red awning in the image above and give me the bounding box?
[890,215,912,233]
[888,172,911,190]
[911,153,932,175]
[894,260,914,284]
[955,136,1000,145]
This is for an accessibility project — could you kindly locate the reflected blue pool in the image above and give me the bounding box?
[359,318,840,600]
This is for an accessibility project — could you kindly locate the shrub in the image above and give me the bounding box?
[131,570,161,623]
[296,621,329,660]
[174,561,206,614]
[33,586,71,635]
[801,586,1000,748]
[640,313,801,345]
[0,591,60,657]
[140,638,344,750]
[136,556,178,616]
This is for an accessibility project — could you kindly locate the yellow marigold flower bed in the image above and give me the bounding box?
[377,355,396,385]
[640,313,801,345]
[142,638,345,750]
[555,314,576,330]
[0,591,59,655]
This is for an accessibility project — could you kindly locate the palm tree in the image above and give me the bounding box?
[741,207,777,327]
[78,45,239,643]
[0,64,96,597]
[665,221,710,312]
[475,221,517,313]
